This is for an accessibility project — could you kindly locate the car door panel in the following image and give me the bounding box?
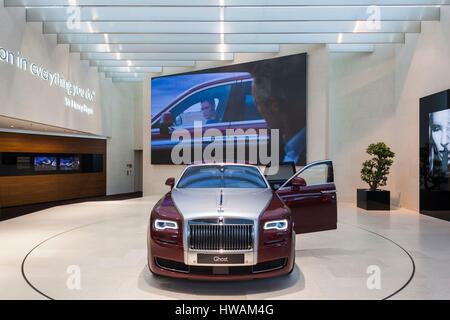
[276,160,337,234]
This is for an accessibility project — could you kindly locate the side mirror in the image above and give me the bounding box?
[165,177,175,189]
[291,177,307,191]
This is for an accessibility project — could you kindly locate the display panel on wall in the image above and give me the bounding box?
[0,132,106,208]
[0,153,103,176]
[420,89,450,221]
[151,53,307,166]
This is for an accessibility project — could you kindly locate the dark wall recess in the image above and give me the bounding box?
[0,132,106,208]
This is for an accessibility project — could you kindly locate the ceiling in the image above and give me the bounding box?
[4,0,448,83]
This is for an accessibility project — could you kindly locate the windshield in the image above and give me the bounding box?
[177,165,268,189]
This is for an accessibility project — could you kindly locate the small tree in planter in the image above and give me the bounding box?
[357,142,395,210]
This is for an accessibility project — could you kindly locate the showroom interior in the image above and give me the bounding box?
[1,0,450,300]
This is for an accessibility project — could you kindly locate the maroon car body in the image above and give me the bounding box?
[148,161,337,280]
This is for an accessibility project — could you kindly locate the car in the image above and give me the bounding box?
[151,73,269,164]
[147,161,337,280]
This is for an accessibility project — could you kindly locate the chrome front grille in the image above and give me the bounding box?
[189,224,254,251]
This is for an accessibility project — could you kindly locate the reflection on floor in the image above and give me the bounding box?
[0,197,449,300]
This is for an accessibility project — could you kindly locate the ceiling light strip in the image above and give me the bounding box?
[6,0,450,7]
[58,33,405,44]
[43,21,422,34]
[26,6,440,22]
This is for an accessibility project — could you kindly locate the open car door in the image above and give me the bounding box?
[276,160,337,234]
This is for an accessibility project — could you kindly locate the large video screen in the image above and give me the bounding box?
[420,89,450,220]
[428,109,450,179]
[151,53,307,166]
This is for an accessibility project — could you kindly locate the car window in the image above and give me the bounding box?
[223,81,263,123]
[168,84,232,128]
[285,162,333,188]
[265,162,296,181]
[177,165,267,189]
[241,81,263,121]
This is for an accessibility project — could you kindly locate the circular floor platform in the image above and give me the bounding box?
[20,199,414,300]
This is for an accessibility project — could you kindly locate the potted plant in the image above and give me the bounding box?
[357,142,395,210]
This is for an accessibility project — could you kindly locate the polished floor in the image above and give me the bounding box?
[0,196,449,300]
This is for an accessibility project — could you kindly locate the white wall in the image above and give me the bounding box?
[329,46,397,205]
[392,6,450,210]
[134,82,144,151]
[329,6,450,211]
[0,4,141,196]
[0,5,110,136]
[143,45,330,196]
[106,82,143,195]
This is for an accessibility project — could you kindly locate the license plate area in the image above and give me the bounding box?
[186,251,254,266]
[197,254,244,265]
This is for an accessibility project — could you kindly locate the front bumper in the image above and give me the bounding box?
[148,231,295,281]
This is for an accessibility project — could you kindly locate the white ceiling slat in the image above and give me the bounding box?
[328,43,375,52]
[44,21,421,34]
[27,7,220,22]
[90,60,196,67]
[58,34,222,44]
[81,52,234,61]
[70,44,279,53]
[27,6,440,22]
[226,33,405,44]
[6,0,450,7]
[5,1,444,64]
[58,33,404,44]
[112,78,144,83]
[98,67,163,73]
[226,6,439,21]
[105,73,146,78]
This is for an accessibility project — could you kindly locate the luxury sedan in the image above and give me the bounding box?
[147,161,337,280]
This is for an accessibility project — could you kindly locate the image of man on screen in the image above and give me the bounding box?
[429,109,450,177]
[201,98,218,125]
[251,61,306,165]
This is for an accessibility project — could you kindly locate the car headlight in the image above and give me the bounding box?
[154,219,178,230]
[263,219,288,231]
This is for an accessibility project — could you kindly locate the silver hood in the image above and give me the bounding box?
[171,188,273,221]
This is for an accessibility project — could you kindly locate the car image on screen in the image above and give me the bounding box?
[151,73,267,164]
[60,157,80,171]
[34,157,57,171]
[151,53,308,166]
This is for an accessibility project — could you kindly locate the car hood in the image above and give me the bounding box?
[171,188,273,221]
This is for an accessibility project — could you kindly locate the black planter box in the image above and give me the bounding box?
[357,189,390,211]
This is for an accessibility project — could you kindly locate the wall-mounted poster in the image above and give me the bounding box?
[150,53,307,167]
[420,90,450,221]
